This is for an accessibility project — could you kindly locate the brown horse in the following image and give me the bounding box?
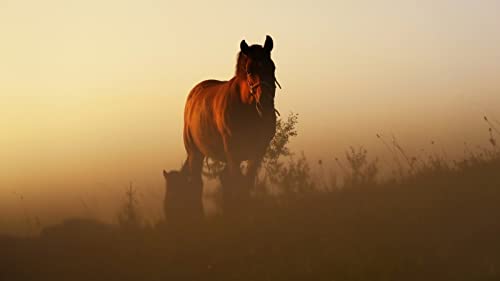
[182,35,280,196]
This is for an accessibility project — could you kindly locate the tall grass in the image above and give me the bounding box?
[1,113,500,281]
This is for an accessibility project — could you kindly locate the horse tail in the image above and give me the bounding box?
[181,125,193,175]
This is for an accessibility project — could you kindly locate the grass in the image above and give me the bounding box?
[1,113,500,281]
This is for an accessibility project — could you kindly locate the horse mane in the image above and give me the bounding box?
[235,51,247,79]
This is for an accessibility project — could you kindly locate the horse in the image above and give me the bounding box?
[182,35,280,200]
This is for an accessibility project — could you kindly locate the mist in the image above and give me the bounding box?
[2,1,500,280]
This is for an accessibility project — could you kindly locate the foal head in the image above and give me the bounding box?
[237,35,279,117]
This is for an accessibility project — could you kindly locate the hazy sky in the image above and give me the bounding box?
[2,0,500,226]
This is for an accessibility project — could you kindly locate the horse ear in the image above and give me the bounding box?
[163,169,168,178]
[240,40,250,55]
[264,35,273,52]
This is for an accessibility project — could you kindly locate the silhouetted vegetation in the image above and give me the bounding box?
[117,182,143,230]
[1,113,500,281]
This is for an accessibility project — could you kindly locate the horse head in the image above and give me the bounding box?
[238,35,281,117]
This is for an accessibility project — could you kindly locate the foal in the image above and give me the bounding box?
[163,170,203,224]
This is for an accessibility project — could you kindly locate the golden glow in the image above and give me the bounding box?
[2,1,500,227]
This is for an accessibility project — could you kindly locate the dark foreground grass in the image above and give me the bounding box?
[1,156,499,281]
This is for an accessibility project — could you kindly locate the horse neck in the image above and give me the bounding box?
[232,76,253,104]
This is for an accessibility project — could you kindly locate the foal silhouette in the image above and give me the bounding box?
[163,170,203,223]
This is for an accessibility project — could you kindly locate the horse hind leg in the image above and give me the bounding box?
[182,127,204,184]
[180,150,204,218]
[182,150,204,187]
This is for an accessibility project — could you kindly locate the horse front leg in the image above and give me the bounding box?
[221,137,246,210]
[221,136,243,178]
[246,155,264,189]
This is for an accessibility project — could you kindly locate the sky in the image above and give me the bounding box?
[1,0,500,229]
